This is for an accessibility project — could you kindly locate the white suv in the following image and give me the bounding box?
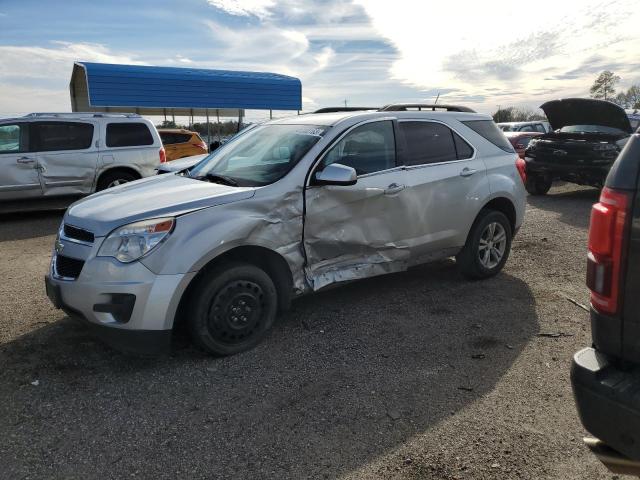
[45,105,526,356]
[0,113,165,206]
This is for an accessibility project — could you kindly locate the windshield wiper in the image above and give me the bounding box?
[195,173,239,187]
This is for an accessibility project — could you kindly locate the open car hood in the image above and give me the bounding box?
[540,98,632,133]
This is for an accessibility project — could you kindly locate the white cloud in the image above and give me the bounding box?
[356,0,640,110]
[0,41,142,81]
[206,0,275,19]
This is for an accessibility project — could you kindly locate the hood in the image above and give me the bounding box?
[541,98,632,133]
[65,174,255,236]
[156,154,208,173]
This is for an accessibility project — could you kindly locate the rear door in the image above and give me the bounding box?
[33,121,99,196]
[397,120,489,255]
[0,122,42,200]
[303,119,413,289]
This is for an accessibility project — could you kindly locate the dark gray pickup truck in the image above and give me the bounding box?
[571,133,640,475]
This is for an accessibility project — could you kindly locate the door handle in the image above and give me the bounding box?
[384,183,406,195]
[16,157,35,164]
[460,167,477,177]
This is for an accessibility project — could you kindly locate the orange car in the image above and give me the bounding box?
[158,129,208,161]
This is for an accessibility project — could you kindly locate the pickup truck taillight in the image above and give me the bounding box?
[515,156,526,184]
[159,146,167,163]
[587,187,630,315]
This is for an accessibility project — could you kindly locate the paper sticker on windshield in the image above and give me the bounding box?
[295,128,325,137]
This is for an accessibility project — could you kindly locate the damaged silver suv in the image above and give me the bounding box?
[45,105,526,356]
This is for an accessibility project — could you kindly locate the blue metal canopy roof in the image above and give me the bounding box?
[70,62,302,115]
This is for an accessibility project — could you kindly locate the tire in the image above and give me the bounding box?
[525,173,552,195]
[96,170,138,191]
[187,262,278,356]
[456,210,512,280]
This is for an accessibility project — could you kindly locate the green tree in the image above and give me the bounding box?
[616,85,640,109]
[590,70,620,101]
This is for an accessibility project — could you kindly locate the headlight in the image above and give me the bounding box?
[98,217,174,263]
[593,143,617,151]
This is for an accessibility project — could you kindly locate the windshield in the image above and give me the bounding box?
[189,124,328,186]
[559,124,626,135]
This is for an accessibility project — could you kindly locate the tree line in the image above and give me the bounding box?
[589,70,640,109]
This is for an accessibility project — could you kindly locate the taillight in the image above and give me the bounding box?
[159,147,167,163]
[586,187,630,315]
[515,156,526,184]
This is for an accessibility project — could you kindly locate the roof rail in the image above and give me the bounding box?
[24,112,141,118]
[379,104,476,113]
[313,107,378,114]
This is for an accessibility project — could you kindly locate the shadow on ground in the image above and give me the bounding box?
[0,211,63,242]
[0,260,538,479]
[526,185,599,229]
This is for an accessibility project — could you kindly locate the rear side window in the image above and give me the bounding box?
[0,124,27,153]
[160,132,192,145]
[34,122,94,152]
[400,121,473,165]
[462,120,515,153]
[106,123,154,147]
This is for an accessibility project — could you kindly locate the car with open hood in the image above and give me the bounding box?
[44,105,526,356]
[523,98,633,195]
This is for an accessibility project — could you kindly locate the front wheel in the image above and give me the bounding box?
[456,210,512,279]
[187,262,278,356]
[525,173,552,195]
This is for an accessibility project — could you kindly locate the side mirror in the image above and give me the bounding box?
[314,163,357,186]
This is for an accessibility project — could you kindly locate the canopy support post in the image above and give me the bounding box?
[206,109,210,148]
[270,109,273,120]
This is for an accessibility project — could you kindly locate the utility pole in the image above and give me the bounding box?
[344,99,348,108]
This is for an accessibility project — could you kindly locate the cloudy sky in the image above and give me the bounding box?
[0,0,639,119]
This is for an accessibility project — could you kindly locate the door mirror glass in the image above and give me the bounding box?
[314,163,357,186]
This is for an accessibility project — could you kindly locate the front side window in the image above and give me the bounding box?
[33,122,94,152]
[106,123,154,147]
[534,124,546,133]
[320,121,396,175]
[519,125,535,132]
[189,124,327,186]
[0,124,26,153]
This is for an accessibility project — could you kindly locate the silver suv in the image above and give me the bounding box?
[45,105,526,355]
[0,113,164,206]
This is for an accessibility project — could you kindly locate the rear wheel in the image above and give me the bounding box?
[97,170,138,191]
[525,173,552,195]
[187,262,278,356]
[456,210,512,279]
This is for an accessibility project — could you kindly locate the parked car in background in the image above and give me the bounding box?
[627,110,640,132]
[523,98,633,195]
[503,131,543,158]
[0,113,165,206]
[158,128,208,161]
[571,133,640,476]
[45,105,526,356]
[497,121,550,133]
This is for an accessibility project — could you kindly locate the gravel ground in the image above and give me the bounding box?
[0,184,625,479]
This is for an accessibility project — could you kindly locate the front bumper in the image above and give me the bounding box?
[571,347,640,460]
[45,252,196,355]
[525,156,610,179]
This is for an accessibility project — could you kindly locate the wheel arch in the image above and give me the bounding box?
[96,166,142,189]
[480,196,517,234]
[173,245,295,331]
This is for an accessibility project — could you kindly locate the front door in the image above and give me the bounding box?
[0,122,42,201]
[33,121,99,196]
[303,119,413,290]
[396,119,489,257]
